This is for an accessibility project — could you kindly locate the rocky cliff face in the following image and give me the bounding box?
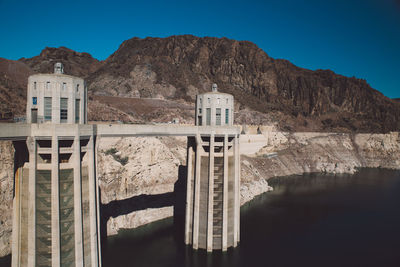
[0,35,399,131]
[241,131,400,184]
[97,136,187,235]
[0,141,14,257]
[0,58,33,120]
[1,131,400,257]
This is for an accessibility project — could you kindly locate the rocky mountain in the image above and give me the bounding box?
[0,58,33,120]
[0,35,399,132]
[88,35,400,132]
[20,46,102,78]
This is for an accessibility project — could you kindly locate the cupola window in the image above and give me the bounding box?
[60,98,68,123]
[44,97,52,121]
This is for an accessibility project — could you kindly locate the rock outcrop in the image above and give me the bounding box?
[97,136,186,235]
[20,47,102,79]
[0,141,14,257]
[0,58,33,120]
[241,131,400,183]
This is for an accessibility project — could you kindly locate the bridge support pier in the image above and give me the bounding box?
[185,133,240,251]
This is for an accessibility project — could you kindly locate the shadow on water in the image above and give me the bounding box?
[100,164,189,266]
[0,255,10,267]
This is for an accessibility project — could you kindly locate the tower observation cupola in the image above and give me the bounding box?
[195,83,234,126]
[212,83,218,92]
[54,62,64,74]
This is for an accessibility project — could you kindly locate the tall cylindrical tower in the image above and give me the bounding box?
[12,63,101,267]
[185,84,240,251]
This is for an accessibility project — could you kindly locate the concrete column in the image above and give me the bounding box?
[95,135,102,267]
[192,134,201,249]
[52,86,60,124]
[51,134,60,267]
[26,82,31,123]
[207,133,215,252]
[211,100,215,126]
[11,166,21,267]
[237,134,241,243]
[87,136,99,266]
[233,135,239,246]
[84,87,88,124]
[73,131,84,267]
[201,102,205,126]
[38,85,44,123]
[222,134,228,251]
[27,137,36,267]
[231,107,234,126]
[51,135,60,266]
[184,139,194,245]
[68,89,74,124]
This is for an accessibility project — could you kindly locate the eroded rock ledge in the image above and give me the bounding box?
[0,131,400,257]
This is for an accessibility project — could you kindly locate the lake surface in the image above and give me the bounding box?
[1,168,400,267]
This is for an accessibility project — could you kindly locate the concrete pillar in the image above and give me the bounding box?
[51,135,60,267]
[68,89,74,124]
[233,135,240,246]
[95,135,102,267]
[222,134,228,251]
[11,163,21,267]
[73,131,84,267]
[185,132,240,251]
[237,135,241,243]
[27,137,36,267]
[87,136,99,266]
[52,88,60,124]
[84,88,88,124]
[184,140,194,245]
[207,133,215,252]
[192,134,201,249]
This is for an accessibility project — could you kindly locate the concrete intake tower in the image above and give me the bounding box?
[185,84,240,251]
[12,63,101,267]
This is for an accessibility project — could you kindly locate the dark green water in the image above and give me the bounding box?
[1,168,400,267]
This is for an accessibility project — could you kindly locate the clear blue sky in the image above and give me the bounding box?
[1,0,399,98]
